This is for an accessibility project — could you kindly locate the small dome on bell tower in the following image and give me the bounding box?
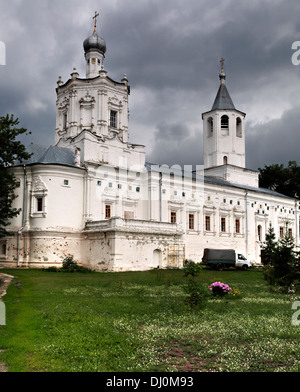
[83,30,106,56]
[83,12,106,78]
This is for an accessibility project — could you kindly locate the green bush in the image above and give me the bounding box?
[44,266,58,272]
[62,255,78,272]
[184,280,208,309]
[183,260,203,278]
[44,255,92,273]
[263,234,299,289]
[183,261,207,309]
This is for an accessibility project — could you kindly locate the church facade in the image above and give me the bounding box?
[1,21,299,271]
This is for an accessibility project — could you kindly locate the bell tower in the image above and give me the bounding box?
[54,12,146,170]
[202,59,246,170]
[201,59,259,188]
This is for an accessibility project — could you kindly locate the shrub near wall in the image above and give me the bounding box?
[44,255,93,273]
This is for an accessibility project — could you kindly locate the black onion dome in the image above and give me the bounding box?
[83,30,106,55]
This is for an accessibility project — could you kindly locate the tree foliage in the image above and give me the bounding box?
[259,160,300,198]
[183,261,208,309]
[260,223,276,266]
[263,230,300,288]
[0,114,32,237]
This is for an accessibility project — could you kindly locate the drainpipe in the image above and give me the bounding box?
[295,199,299,249]
[17,165,27,268]
[159,172,162,222]
[245,190,249,258]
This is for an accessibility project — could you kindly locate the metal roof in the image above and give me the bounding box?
[15,144,77,167]
[144,162,294,200]
[203,174,293,199]
[211,83,236,111]
[13,148,294,200]
[83,30,106,55]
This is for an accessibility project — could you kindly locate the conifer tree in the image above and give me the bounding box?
[272,233,298,287]
[261,223,276,266]
[0,114,31,237]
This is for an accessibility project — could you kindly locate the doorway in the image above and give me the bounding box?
[153,249,162,268]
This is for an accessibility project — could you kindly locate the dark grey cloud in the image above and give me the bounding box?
[148,121,202,166]
[246,104,300,170]
[1,0,300,170]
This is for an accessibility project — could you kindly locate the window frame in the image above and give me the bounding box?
[205,215,211,231]
[279,226,284,238]
[258,225,262,242]
[236,117,242,137]
[110,110,118,128]
[207,116,213,135]
[170,211,177,223]
[235,218,240,234]
[221,115,229,131]
[105,204,111,219]
[37,197,43,212]
[221,217,226,233]
[1,242,7,257]
[188,214,195,230]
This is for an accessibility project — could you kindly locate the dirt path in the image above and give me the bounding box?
[0,273,14,299]
[0,273,14,372]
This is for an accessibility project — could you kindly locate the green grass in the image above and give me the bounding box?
[0,267,299,372]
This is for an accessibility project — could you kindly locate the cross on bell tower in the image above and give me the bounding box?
[220,57,225,73]
[93,11,99,32]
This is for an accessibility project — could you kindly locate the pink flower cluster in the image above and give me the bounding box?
[208,281,232,295]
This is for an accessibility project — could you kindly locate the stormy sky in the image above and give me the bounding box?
[1,0,300,171]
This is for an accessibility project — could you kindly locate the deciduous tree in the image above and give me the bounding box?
[259,161,300,198]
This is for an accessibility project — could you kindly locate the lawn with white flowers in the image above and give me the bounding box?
[0,267,299,372]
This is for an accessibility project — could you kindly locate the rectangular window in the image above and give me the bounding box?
[205,215,210,231]
[288,228,293,239]
[280,226,284,238]
[110,110,117,128]
[171,211,176,223]
[37,197,43,212]
[189,214,194,230]
[63,113,67,130]
[235,218,240,234]
[221,217,226,232]
[105,205,111,219]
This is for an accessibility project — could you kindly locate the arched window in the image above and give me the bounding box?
[223,156,228,165]
[207,117,213,135]
[236,117,242,137]
[257,225,262,242]
[221,115,229,134]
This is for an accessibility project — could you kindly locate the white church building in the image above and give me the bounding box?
[1,19,299,271]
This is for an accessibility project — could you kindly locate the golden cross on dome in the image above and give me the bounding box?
[93,11,99,31]
[220,57,225,73]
